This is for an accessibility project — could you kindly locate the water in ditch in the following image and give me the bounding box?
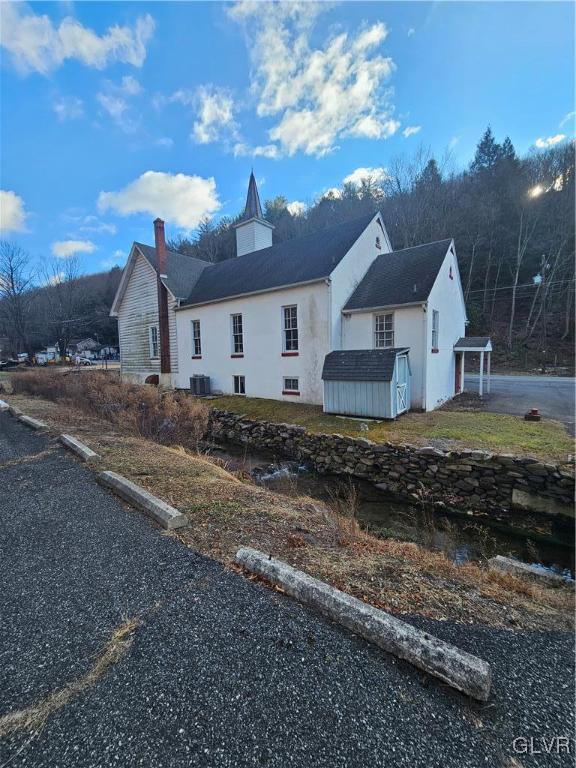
[207,443,575,581]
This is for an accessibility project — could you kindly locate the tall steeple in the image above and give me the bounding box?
[234,172,274,257]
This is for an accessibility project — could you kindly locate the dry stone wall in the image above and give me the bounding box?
[208,409,575,515]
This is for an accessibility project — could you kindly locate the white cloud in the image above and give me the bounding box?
[321,187,343,200]
[45,272,65,286]
[233,142,279,159]
[192,86,238,144]
[77,216,117,235]
[403,125,421,138]
[96,76,143,132]
[230,4,397,156]
[448,136,460,150]
[559,111,575,128]
[535,134,566,149]
[287,201,306,216]
[52,239,96,259]
[407,28,416,37]
[343,167,388,186]
[53,95,84,121]
[0,190,29,232]
[156,137,174,148]
[0,4,155,75]
[98,171,220,229]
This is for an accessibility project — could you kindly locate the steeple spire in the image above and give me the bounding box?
[241,171,264,221]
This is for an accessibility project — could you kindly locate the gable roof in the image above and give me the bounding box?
[343,239,453,312]
[135,243,210,300]
[182,211,378,308]
[454,337,491,350]
[322,349,409,382]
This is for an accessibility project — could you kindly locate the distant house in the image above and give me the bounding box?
[111,173,490,415]
[68,338,99,355]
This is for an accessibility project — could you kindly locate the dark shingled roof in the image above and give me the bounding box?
[183,212,377,307]
[322,348,409,382]
[343,239,452,311]
[454,337,491,349]
[135,243,210,300]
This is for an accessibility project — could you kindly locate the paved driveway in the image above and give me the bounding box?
[0,414,573,767]
[465,374,575,435]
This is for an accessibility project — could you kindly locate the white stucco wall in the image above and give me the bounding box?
[174,282,330,404]
[424,245,467,410]
[341,305,427,408]
[328,214,392,349]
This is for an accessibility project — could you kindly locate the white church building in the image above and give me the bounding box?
[111,173,491,416]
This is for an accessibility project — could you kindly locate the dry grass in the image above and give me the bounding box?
[210,395,574,463]
[0,616,139,738]
[5,391,574,632]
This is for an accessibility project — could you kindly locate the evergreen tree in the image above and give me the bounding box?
[470,126,503,173]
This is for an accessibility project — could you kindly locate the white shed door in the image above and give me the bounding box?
[396,355,408,414]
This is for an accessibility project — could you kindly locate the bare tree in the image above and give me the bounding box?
[40,257,88,358]
[0,241,35,357]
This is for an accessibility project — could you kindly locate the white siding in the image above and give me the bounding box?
[424,246,467,409]
[342,305,427,408]
[174,282,329,404]
[116,253,178,384]
[235,220,273,257]
[329,215,392,349]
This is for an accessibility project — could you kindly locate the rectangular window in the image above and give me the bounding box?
[233,375,245,395]
[231,313,243,354]
[282,305,298,352]
[192,320,202,356]
[148,325,159,359]
[374,313,394,348]
[283,377,299,394]
[432,310,439,350]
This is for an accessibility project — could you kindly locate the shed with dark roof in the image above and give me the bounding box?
[322,348,411,419]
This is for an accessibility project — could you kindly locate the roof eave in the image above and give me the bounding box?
[342,300,427,315]
[177,276,329,311]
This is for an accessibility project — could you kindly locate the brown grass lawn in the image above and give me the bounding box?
[210,395,574,463]
[3,390,573,632]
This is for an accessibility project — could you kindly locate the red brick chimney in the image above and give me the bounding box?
[154,218,167,275]
[153,218,171,375]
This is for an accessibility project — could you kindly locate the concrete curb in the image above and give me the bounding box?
[235,547,492,701]
[0,399,9,411]
[488,555,573,588]
[18,414,48,431]
[97,471,188,530]
[60,434,100,463]
[8,405,23,418]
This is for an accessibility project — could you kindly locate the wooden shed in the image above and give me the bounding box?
[321,349,411,419]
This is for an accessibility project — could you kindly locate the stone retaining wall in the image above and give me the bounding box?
[208,409,575,515]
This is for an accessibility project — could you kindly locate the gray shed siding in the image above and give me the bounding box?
[117,253,179,384]
[324,380,393,419]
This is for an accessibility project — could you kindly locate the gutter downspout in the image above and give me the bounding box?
[154,218,171,379]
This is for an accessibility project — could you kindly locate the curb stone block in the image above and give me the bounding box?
[18,414,48,430]
[60,434,100,463]
[488,555,573,588]
[97,471,188,530]
[236,547,492,701]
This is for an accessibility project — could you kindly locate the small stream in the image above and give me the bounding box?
[207,443,575,581]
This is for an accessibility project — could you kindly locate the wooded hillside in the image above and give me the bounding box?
[171,130,575,371]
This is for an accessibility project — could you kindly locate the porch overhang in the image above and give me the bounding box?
[453,337,493,397]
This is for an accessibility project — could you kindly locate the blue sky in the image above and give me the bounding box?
[1,1,574,277]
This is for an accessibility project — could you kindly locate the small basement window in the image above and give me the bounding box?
[283,377,299,394]
[233,375,245,395]
[148,325,159,359]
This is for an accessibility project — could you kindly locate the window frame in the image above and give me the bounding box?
[148,324,159,360]
[282,377,300,395]
[282,304,299,353]
[373,312,394,349]
[233,374,246,395]
[191,319,202,357]
[431,310,439,351]
[231,313,244,355]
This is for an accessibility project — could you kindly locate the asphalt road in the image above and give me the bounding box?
[0,413,574,767]
[465,374,575,435]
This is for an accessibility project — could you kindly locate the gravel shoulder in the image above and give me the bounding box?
[0,413,574,767]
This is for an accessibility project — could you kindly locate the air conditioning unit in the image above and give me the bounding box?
[190,375,211,396]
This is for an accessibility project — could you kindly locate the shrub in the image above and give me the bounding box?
[10,370,209,449]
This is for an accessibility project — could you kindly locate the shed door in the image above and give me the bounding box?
[396,355,408,414]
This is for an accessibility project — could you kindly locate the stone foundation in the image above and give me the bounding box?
[208,409,575,516]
